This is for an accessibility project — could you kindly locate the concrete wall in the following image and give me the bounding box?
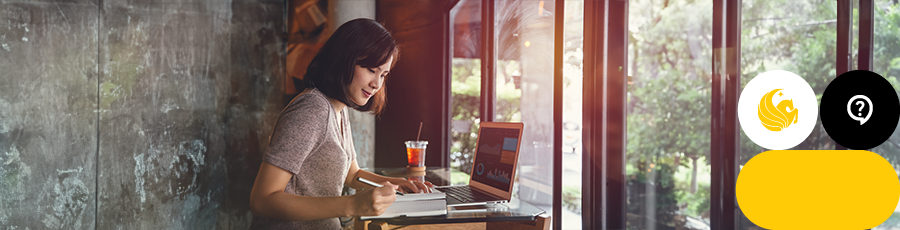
[0,0,285,229]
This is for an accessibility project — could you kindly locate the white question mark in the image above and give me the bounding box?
[847,95,873,125]
[856,101,865,116]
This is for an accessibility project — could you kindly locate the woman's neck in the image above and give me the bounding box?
[327,97,346,116]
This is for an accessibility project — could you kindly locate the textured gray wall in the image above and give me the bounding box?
[0,0,285,229]
[0,1,99,229]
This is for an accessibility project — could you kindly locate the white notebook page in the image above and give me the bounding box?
[394,191,445,202]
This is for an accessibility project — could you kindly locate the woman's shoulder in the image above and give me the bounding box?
[283,88,332,116]
[291,88,330,106]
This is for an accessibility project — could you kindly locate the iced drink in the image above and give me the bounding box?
[405,141,428,171]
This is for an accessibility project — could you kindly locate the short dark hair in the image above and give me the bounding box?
[303,18,398,115]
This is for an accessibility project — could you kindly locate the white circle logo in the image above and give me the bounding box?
[738,70,818,150]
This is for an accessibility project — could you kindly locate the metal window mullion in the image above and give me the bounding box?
[582,1,605,229]
[726,0,742,225]
[480,0,496,122]
[606,0,628,229]
[859,0,874,71]
[442,2,454,168]
[836,0,852,150]
[552,0,565,230]
[582,0,628,229]
[711,0,740,229]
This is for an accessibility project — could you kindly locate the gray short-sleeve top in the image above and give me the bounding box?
[249,88,356,230]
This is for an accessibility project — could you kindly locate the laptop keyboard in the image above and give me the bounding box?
[436,186,503,203]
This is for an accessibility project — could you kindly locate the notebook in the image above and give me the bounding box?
[358,192,448,220]
[434,122,525,206]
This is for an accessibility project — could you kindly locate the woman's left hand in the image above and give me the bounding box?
[387,177,434,193]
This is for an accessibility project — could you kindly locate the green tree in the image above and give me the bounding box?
[450,58,481,175]
[739,0,839,165]
[450,59,522,175]
[870,1,900,173]
[626,0,714,226]
[739,0,900,229]
[869,2,900,228]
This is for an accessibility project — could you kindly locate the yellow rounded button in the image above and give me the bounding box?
[737,150,900,229]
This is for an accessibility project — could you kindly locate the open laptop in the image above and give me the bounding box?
[435,122,524,207]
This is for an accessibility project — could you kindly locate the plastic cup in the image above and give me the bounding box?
[405,141,428,171]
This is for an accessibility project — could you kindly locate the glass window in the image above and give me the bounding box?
[739,0,837,228]
[450,0,482,185]
[562,1,584,229]
[493,0,556,214]
[626,0,713,229]
[871,0,900,229]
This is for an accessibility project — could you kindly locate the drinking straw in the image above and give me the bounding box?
[416,122,423,142]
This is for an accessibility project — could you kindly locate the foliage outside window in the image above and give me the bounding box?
[450,59,524,177]
[739,0,838,228]
[870,0,900,228]
[625,0,713,229]
[445,1,900,229]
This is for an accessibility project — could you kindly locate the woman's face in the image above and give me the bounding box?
[348,55,392,106]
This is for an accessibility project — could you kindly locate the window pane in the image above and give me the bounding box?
[450,0,482,185]
[626,0,712,229]
[739,0,837,228]
[871,1,900,229]
[562,1,584,229]
[494,0,556,214]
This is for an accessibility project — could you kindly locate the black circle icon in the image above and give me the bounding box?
[820,70,900,150]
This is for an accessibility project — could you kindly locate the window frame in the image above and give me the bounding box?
[444,0,872,228]
[476,1,565,228]
[552,1,564,229]
[837,0,853,150]
[710,0,741,228]
[480,0,496,123]
[582,0,630,229]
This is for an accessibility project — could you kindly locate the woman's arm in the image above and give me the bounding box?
[250,162,398,221]
[345,159,433,193]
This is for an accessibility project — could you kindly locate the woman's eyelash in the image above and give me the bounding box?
[367,68,387,77]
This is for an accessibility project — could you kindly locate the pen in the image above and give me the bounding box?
[356,177,405,196]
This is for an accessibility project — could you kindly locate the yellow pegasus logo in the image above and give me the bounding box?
[758,89,799,131]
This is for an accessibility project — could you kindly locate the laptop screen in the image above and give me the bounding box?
[471,127,521,192]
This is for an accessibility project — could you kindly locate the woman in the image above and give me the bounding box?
[249,18,432,229]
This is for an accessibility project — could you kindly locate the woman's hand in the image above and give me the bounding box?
[350,182,398,216]
[387,177,435,193]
